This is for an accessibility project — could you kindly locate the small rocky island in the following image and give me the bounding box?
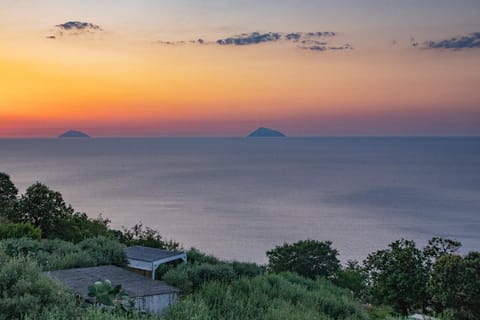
[58,130,90,138]
[247,127,286,138]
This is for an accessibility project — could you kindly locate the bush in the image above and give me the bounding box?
[0,223,41,240]
[231,261,265,277]
[0,237,127,270]
[118,223,181,251]
[164,273,369,320]
[27,306,162,320]
[163,263,236,294]
[266,239,340,279]
[186,248,220,265]
[78,236,128,267]
[165,299,212,320]
[333,260,366,299]
[0,254,75,320]
[162,265,194,294]
[366,305,396,319]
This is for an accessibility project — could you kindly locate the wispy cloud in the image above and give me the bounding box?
[422,32,480,50]
[156,31,351,52]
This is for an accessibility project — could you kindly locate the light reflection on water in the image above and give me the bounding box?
[1,137,479,263]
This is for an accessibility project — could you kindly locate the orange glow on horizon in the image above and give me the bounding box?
[1,30,480,137]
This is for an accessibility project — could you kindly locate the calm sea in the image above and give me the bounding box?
[0,137,479,263]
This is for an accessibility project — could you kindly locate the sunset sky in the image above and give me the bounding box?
[1,0,479,137]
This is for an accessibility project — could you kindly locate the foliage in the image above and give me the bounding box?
[0,253,76,320]
[78,236,128,267]
[165,299,213,320]
[88,280,134,312]
[54,212,114,243]
[0,236,127,270]
[9,182,74,238]
[424,237,462,264]
[118,223,182,251]
[363,239,429,315]
[231,260,265,277]
[266,239,340,279]
[165,273,369,320]
[0,222,42,240]
[365,305,396,320]
[428,252,480,320]
[28,306,162,320]
[0,172,18,219]
[186,247,220,265]
[163,263,236,294]
[334,260,366,299]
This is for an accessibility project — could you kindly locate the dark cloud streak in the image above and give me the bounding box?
[47,21,103,39]
[156,31,350,53]
[56,21,102,31]
[423,32,480,50]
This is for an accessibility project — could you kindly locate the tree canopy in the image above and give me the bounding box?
[12,183,74,238]
[363,239,429,315]
[0,173,18,218]
[266,239,340,279]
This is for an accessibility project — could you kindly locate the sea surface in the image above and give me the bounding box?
[0,137,479,263]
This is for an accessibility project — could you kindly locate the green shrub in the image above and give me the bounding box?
[0,223,42,240]
[366,305,396,319]
[162,264,194,294]
[78,236,128,267]
[0,237,127,270]
[88,280,133,312]
[0,222,41,240]
[163,263,236,294]
[165,299,213,320]
[334,260,366,299]
[186,248,220,265]
[191,264,236,288]
[27,306,162,320]
[0,255,75,320]
[231,261,265,277]
[165,273,369,320]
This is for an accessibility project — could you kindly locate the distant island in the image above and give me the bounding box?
[247,127,286,138]
[58,130,90,138]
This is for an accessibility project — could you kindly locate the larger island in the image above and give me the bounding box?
[58,130,90,138]
[247,127,286,138]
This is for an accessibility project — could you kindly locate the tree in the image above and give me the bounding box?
[334,260,366,299]
[266,240,340,279]
[424,237,462,261]
[52,212,113,243]
[13,183,74,238]
[118,223,181,251]
[363,239,429,315]
[0,173,18,219]
[429,252,480,320]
